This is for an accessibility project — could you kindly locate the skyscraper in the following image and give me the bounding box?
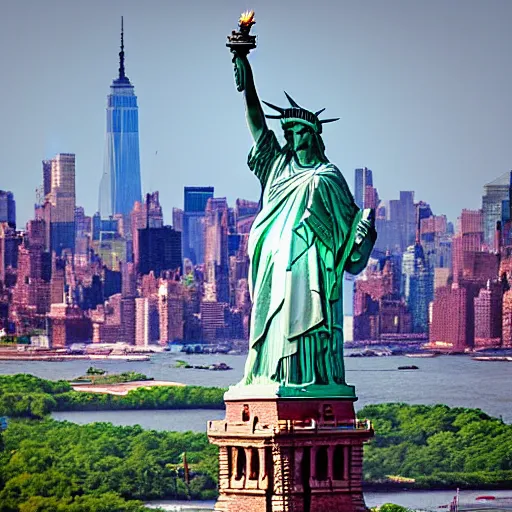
[137,226,182,276]
[474,282,502,348]
[0,191,15,229]
[99,17,142,219]
[131,192,164,268]
[452,209,484,283]
[401,241,432,333]
[482,172,510,249]
[42,160,52,197]
[47,153,76,256]
[354,167,373,209]
[204,197,229,303]
[183,186,214,264]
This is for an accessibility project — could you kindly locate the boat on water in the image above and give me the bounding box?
[398,365,419,370]
[472,356,512,362]
[103,354,150,361]
[405,353,437,358]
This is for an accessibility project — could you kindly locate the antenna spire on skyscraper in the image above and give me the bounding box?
[100,14,141,219]
[119,16,125,79]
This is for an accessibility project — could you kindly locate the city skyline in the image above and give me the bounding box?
[1,0,512,227]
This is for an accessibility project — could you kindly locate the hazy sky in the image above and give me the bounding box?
[1,0,511,227]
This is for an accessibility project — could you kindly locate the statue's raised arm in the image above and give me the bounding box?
[227,11,267,143]
[232,53,268,143]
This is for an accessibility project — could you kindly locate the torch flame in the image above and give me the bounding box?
[239,10,255,27]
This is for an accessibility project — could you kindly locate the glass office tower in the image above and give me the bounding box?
[99,18,142,218]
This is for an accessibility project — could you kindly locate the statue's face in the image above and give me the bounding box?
[284,123,314,152]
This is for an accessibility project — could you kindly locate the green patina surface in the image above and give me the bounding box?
[230,41,376,397]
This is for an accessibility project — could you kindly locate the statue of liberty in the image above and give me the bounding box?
[229,19,376,396]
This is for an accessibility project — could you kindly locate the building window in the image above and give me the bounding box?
[333,445,344,480]
[249,448,259,480]
[323,404,335,422]
[227,447,232,478]
[235,447,246,480]
[315,446,328,481]
[242,404,250,422]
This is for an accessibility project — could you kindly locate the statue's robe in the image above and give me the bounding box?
[241,129,376,387]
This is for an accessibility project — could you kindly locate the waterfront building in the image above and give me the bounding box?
[429,280,482,351]
[48,304,91,347]
[482,171,510,250]
[121,296,136,345]
[353,255,412,341]
[90,294,123,344]
[10,240,51,335]
[0,191,15,229]
[200,300,227,342]
[502,289,512,348]
[474,281,502,348]
[182,186,214,264]
[135,296,159,346]
[0,225,7,284]
[158,280,184,344]
[47,153,76,256]
[98,17,142,219]
[429,285,469,351]
[354,167,373,209]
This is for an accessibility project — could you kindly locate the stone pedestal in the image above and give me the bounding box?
[207,390,373,512]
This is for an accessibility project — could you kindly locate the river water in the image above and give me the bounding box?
[146,490,512,511]
[2,352,512,510]
[2,351,510,421]
[143,491,512,512]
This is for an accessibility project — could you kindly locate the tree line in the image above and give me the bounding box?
[1,374,512,510]
[360,402,512,489]
[0,374,225,419]
[0,418,216,511]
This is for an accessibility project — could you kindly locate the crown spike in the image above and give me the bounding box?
[262,100,285,114]
[320,118,340,124]
[265,115,283,119]
[284,91,301,108]
[315,108,326,116]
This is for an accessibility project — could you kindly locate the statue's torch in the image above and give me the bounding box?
[226,10,257,56]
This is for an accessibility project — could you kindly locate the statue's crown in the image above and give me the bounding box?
[263,92,339,134]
